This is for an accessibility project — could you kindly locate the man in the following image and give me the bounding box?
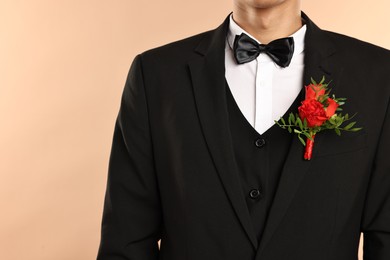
[97,0,390,259]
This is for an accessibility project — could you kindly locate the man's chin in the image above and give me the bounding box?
[243,0,288,9]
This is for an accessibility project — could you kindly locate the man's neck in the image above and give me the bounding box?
[232,1,302,44]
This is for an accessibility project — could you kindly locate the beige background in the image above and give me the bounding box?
[0,0,389,259]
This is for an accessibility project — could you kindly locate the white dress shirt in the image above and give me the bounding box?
[225,13,307,135]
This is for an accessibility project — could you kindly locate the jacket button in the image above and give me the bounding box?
[255,138,266,148]
[249,189,261,199]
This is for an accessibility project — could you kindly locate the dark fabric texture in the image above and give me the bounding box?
[225,79,299,244]
[97,11,390,260]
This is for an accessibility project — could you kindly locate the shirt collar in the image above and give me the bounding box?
[226,13,307,58]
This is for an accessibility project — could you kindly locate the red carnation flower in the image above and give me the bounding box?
[298,99,328,127]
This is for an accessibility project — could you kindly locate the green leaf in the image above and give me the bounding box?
[294,129,301,134]
[298,135,306,146]
[335,128,341,136]
[280,117,286,125]
[311,77,317,85]
[303,131,312,140]
[303,118,307,128]
[343,121,356,130]
[348,113,357,120]
[350,127,363,132]
[335,116,343,127]
[296,117,303,130]
[328,117,336,125]
[289,113,295,125]
[319,76,325,84]
[288,126,292,133]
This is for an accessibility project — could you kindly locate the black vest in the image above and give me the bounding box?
[225,79,303,245]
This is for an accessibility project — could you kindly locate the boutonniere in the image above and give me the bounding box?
[275,76,362,160]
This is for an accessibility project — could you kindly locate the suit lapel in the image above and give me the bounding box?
[187,13,259,249]
[255,11,344,258]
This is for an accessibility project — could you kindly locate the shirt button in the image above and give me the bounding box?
[249,189,261,199]
[254,137,266,148]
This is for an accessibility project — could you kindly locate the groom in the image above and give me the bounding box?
[97,0,390,259]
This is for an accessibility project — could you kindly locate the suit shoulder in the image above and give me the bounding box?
[137,28,214,63]
[324,30,390,63]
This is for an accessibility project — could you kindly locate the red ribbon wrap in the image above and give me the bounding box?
[304,134,316,160]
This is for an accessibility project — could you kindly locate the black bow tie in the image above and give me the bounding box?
[233,33,294,68]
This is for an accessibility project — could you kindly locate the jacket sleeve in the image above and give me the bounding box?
[97,54,163,259]
[361,99,390,260]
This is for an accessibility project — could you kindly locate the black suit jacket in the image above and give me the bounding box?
[97,11,390,260]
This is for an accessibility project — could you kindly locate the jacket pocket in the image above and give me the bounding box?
[314,131,368,158]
